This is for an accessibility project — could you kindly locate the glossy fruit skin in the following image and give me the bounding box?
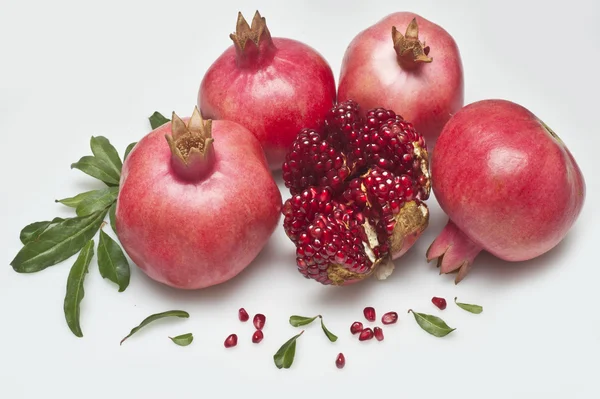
[116,119,282,290]
[338,12,464,149]
[430,100,585,271]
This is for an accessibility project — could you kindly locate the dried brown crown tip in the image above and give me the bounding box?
[165,107,214,164]
[230,10,271,50]
[392,18,433,63]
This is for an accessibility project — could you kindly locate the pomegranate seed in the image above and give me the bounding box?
[358,327,374,341]
[224,334,238,348]
[253,313,266,330]
[363,306,376,322]
[350,321,364,335]
[374,326,384,341]
[381,311,398,325]
[432,297,447,310]
[252,330,264,344]
[238,308,249,322]
[336,353,346,369]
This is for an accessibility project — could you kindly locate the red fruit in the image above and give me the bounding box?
[116,108,282,289]
[224,334,238,348]
[350,321,364,335]
[431,297,447,310]
[374,326,384,341]
[238,308,249,322]
[253,314,266,330]
[359,327,374,341]
[336,353,346,369]
[381,311,398,325]
[198,11,336,169]
[363,306,376,322]
[428,100,585,283]
[252,330,264,344]
[338,13,464,149]
[282,100,431,285]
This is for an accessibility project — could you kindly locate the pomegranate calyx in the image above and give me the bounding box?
[230,11,276,66]
[392,18,433,66]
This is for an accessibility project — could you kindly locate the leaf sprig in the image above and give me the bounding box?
[289,314,338,342]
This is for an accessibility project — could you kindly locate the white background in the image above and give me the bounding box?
[1,0,598,398]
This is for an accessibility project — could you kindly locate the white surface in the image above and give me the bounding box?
[1,0,598,398]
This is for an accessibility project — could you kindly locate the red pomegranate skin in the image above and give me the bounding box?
[338,12,464,148]
[116,116,282,290]
[429,100,585,281]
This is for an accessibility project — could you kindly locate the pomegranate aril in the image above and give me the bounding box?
[224,334,238,348]
[350,321,364,335]
[363,306,376,322]
[374,326,384,341]
[252,330,264,344]
[432,297,447,310]
[359,327,374,341]
[336,353,346,369]
[253,313,266,330]
[381,311,398,325]
[238,308,249,322]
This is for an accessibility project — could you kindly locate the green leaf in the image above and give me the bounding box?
[289,315,319,327]
[63,240,94,338]
[149,111,170,130]
[108,202,117,235]
[75,187,118,217]
[97,229,130,292]
[11,210,108,273]
[124,142,137,161]
[454,297,483,314]
[90,136,122,176]
[273,331,304,369]
[19,217,64,245]
[55,190,97,208]
[320,318,338,342]
[71,155,120,186]
[169,333,194,346]
[408,310,456,338]
[120,310,190,345]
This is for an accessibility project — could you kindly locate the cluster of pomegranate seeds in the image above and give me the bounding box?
[282,100,430,285]
[224,334,238,348]
[432,297,447,310]
[227,310,266,348]
[352,306,396,343]
[335,353,346,369]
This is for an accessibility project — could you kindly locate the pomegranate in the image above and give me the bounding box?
[428,100,585,283]
[116,107,282,289]
[282,100,431,285]
[198,11,336,169]
[338,13,464,149]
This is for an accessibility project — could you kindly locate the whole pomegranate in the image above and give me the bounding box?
[198,11,336,170]
[428,100,585,283]
[116,107,282,289]
[338,12,464,149]
[282,100,431,285]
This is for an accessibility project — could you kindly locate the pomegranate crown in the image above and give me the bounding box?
[230,10,272,50]
[165,107,214,165]
[392,18,432,64]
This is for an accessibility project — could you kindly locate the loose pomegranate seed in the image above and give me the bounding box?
[381,311,398,325]
[432,297,447,310]
[224,334,238,348]
[253,313,266,330]
[374,326,384,341]
[359,327,374,341]
[336,353,346,369]
[350,321,364,335]
[252,330,264,344]
[363,306,376,322]
[238,308,249,322]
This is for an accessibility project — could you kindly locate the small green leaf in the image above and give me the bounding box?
[273,331,304,369]
[71,155,120,186]
[320,318,338,342]
[11,210,108,273]
[124,142,137,161]
[55,190,97,208]
[149,112,170,130]
[120,310,190,345]
[108,202,117,235]
[169,333,194,346]
[19,217,64,245]
[454,297,483,314]
[289,315,319,327]
[97,229,130,292]
[408,309,456,337]
[63,240,94,338]
[90,136,122,176]
[75,187,118,217]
